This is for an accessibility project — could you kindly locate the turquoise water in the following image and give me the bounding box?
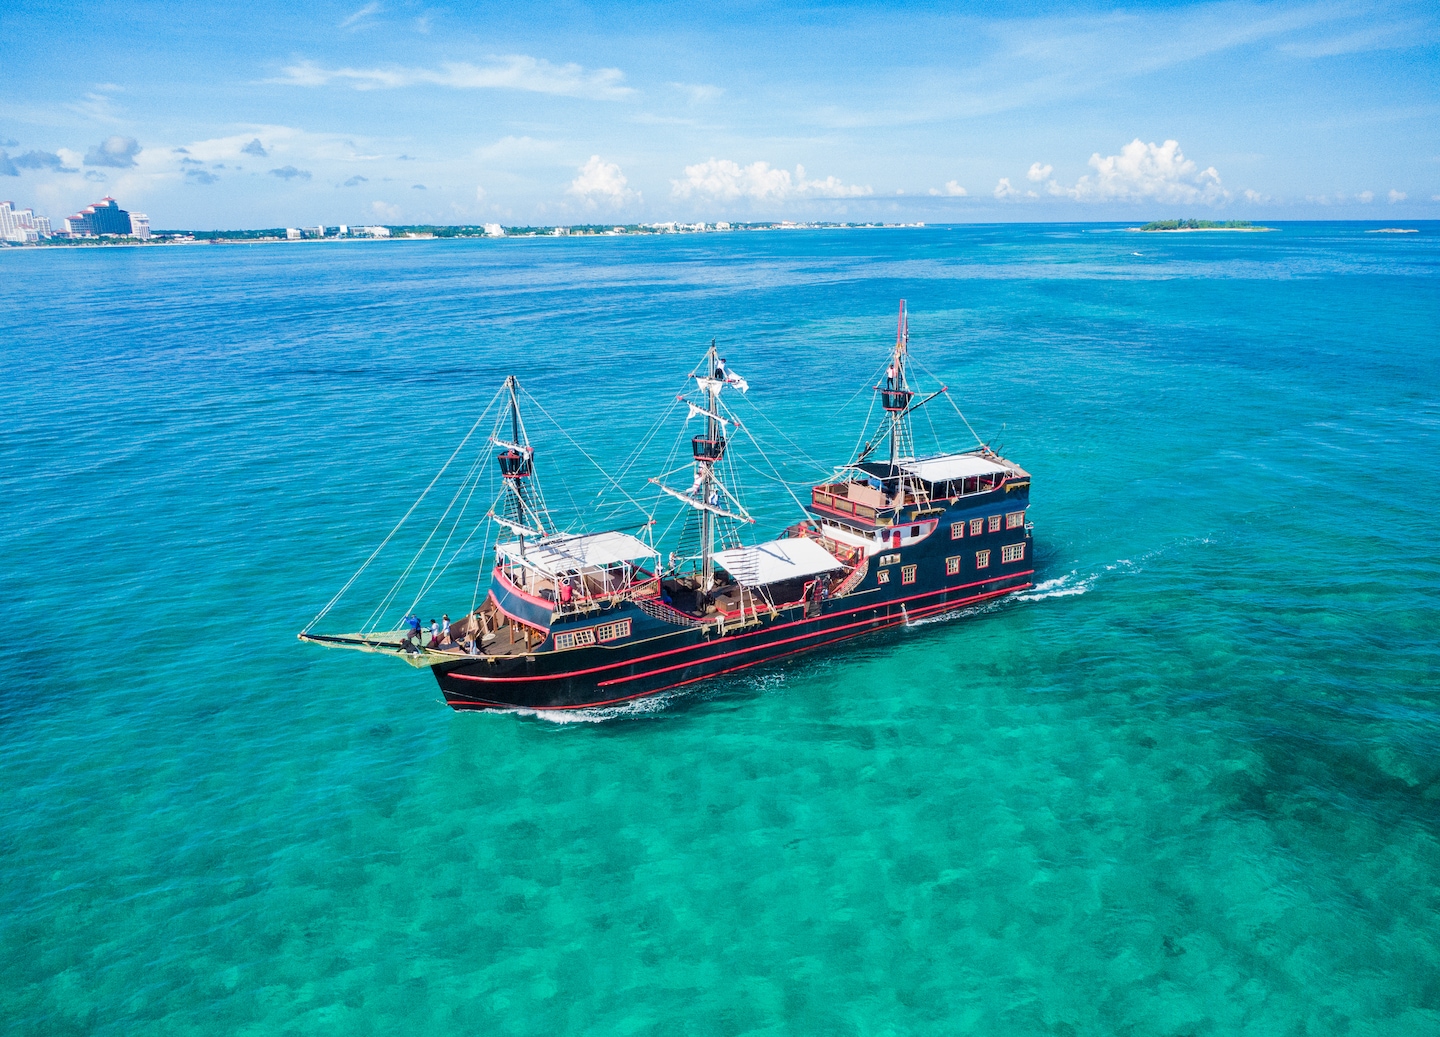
[3,224,1438,1034]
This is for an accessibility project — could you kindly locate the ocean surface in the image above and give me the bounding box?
[2,223,1438,1035]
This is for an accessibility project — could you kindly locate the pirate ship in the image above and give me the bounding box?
[299,302,1034,711]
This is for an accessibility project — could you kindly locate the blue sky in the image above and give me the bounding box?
[2,0,1437,228]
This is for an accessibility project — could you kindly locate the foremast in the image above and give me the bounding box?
[490,374,553,548]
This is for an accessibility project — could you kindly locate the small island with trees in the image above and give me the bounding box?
[1135,219,1274,232]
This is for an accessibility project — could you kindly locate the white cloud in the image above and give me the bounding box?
[1388,189,1407,203]
[1279,20,1428,58]
[1058,138,1226,204]
[174,126,397,170]
[1027,162,1053,182]
[1243,188,1266,202]
[84,135,141,168]
[671,82,724,103]
[994,177,1020,200]
[671,159,871,201]
[372,200,401,220]
[69,88,124,123]
[1358,190,1374,203]
[928,180,968,197]
[274,56,634,100]
[567,155,638,206]
[475,184,486,201]
[340,2,381,30]
[475,135,556,162]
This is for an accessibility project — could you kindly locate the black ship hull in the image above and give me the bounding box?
[433,567,1033,711]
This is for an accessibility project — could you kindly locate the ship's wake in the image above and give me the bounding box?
[910,549,1169,627]
[481,670,787,724]
[487,689,692,724]
[1014,568,1106,601]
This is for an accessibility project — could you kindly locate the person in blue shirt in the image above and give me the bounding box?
[401,613,421,650]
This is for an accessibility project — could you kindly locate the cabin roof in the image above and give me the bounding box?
[496,530,657,576]
[899,452,1011,483]
[713,537,844,588]
[854,451,1012,483]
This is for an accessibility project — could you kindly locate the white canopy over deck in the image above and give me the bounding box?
[713,537,844,588]
[496,530,658,577]
[899,452,1010,483]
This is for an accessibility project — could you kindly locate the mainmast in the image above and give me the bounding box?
[648,341,752,591]
[699,343,723,592]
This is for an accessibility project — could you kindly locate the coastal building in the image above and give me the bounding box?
[338,225,349,236]
[129,213,150,239]
[484,223,503,237]
[359,226,390,237]
[286,228,301,239]
[1,201,53,243]
[62,197,133,237]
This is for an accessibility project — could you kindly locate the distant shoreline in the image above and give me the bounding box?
[1130,226,1277,233]
[0,220,925,249]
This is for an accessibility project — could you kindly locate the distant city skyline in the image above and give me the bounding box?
[2,0,1438,229]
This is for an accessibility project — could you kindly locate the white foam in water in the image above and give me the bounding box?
[469,688,692,724]
[496,668,788,723]
[1016,570,1096,601]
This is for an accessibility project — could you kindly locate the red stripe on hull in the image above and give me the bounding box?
[446,569,1034,686]
[441,580,1028,711]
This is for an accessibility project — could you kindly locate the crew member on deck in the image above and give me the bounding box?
[441,614,451,644]
[559,576,573,606]
[428,619,440,648]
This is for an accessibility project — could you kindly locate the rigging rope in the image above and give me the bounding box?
[404,449,491,616]
[303,386,504,633]
[521,388,654,521]
[364,403,504,633]
[910,354,987,448]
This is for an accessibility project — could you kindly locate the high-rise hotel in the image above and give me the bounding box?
[63,196,147,238]
[0,201,53,243]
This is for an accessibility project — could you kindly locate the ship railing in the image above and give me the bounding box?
[782,522,865,566]
[636,597,711,628]
[544,577,661,617]
[831,556,870,597]
[811,486,879,523]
